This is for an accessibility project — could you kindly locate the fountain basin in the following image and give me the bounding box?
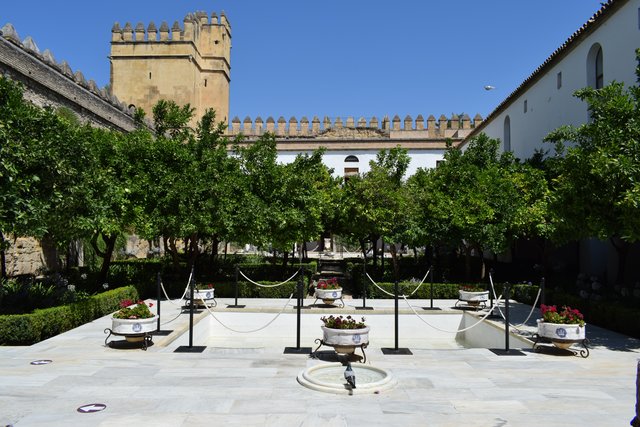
[297,362,396,395]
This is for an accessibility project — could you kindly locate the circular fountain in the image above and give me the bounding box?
[297,362,396,395]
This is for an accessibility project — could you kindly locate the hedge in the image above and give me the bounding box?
[0,286,138,346]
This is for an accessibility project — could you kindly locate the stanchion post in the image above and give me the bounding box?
[188,269,195,347]
[382,280,412,355]
[154,271,172,336]
[175,265,205,353]
[394,280,399,349]
[156,272,161,331]
[284,268,311,354]
[429,265,434,309]
[504,282,510,352]
[228,265,245,308]
[489,268,495,310]
[357,257,373,310]
[490,281,525,356]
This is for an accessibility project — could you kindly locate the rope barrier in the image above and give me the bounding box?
[201,293,296,333]
[365,268,431,298]
[239,269,300,288]
[488,275,542,329]
[403,294,504,333]
[160,309,183,326]
[160,279,190,306]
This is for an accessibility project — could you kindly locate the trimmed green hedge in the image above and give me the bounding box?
[0,286,138,346]
[362,281,463,299]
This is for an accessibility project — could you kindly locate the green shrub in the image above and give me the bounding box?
[0,286,138,345]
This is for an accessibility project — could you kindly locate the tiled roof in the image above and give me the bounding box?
[461,0,626,145]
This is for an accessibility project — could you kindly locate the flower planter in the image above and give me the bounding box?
[111,315,157,341]
[315,288,342,305]
[458,290,489,306]
[185,289,216,307]
[536,319,586,349]
[321,325,369,354]
[105,315,157,349]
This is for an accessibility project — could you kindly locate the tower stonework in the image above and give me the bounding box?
[109,11,231,124]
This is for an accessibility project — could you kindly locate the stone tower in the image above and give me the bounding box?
[109,11,231,125]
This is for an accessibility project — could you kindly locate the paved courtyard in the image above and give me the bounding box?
[0,296,638,426]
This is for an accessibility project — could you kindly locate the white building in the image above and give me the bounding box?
[463,0,639,159]
[462,0,640,285]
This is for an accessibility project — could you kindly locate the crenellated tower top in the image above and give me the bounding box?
[110,11,231,124]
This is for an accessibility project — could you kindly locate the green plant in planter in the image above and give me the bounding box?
[320,315,366,329]
[540,304,585,326]
[316,278,340,290]
[113,299,154,319]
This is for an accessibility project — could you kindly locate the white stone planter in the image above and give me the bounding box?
[537,319,586,349]
[186,289,216,306]
[315,287,342,304]
[111,315,157,341]
[321,325,369,354]
[458,290,489,304]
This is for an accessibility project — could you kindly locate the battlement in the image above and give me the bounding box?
[227,114,483,139]
[110,11,232,124]
[111,11,231,46]
[0,23,141,132]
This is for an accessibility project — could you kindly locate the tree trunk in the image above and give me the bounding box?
[0,230,6,279]
[186,233,199,273]
[93,232,117,287]
[610,237,630,286]
[167,237,181,269]
[464,244,472,282]
[372,236,379,267]
[389,242,400,283]
[210,234,219,264]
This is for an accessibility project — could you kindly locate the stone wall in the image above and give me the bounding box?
[110,11,231,126]
[229,114,483,140]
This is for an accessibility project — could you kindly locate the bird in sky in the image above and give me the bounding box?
[484,85,496,91]
[344,362,356,389]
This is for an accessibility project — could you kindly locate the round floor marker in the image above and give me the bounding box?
[77,403,106,413]
[30,360,52,365]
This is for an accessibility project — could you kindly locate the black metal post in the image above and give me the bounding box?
[489,282,525,356]
[394,280,399,349]
[227,265,245,308]
[489,268,495,310]
[429,266,434,309]
[188,270,195,347]
[154,272,172,336]
[175,265,205,352]
[382,280,412,355]
[540,276,546,307]
[504,282,510,352]
[156,272,161,331]
[284,269,311,354]
[357,256,373,310]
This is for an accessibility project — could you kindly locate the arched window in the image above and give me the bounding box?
[587,43,604,89]
[503,115,511,152]
[344,156,359,179]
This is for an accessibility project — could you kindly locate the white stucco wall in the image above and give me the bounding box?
[479,0,640,160]
[277,149,446,177]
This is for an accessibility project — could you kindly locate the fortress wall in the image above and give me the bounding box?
[228,114,483,139]
[0,23,140,132]
[110,11,231,123]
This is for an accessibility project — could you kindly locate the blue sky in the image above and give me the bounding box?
[2,1,604,122]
